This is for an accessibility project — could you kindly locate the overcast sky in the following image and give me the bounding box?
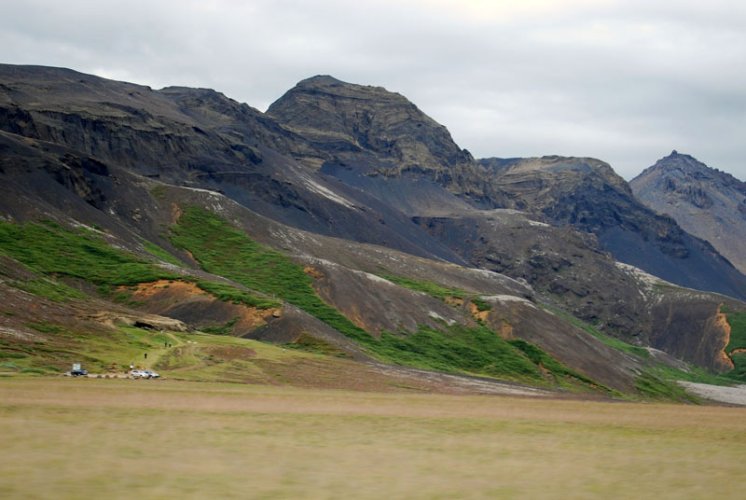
[2,0,744,180]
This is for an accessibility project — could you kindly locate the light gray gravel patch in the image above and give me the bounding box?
[678,381,746,406]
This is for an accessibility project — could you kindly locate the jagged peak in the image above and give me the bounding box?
[652,151,710,175]
[633,152,745,190]
[662,150,698,163]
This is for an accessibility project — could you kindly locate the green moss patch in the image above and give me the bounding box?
[142,240,183,266]
[201,317,239,336]
[381,275,465,301]
[8,277,85,302]
[0,221,175,287]
[194,280,280,310]
[635,371,699,403]
[374,325,540,381]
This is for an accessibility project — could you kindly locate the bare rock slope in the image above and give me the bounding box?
[631,151,746,274]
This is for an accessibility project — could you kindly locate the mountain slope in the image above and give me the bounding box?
[631,151,746,274]
[477,156,746,301]
[0,65,465,264]
[266,75,746,301]
[1,64,745,396]
[267,75,473,171]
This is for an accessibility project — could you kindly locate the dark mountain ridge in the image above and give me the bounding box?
[631,151,746,274]
[0,65,466,264]
[263,74,746,301]
[1,64,744,394]
[268,75,474,171]
[477,155,745,300]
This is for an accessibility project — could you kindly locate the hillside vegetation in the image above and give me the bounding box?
[169,207,598,389]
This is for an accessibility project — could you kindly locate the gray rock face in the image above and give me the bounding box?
[477,156,746,301]
[266,76,746,301]
[267,75,473,171]
[0,64,464,264]
[631,151,746,274]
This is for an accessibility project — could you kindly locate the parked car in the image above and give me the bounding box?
[131,369,159,379]
[70,368,88,377]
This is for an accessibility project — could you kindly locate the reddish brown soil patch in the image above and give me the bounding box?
[303,266,324,279]
[127,280,207,301]
[497,319,514,339]
[232,307,279,333]
[468,302,490,323]
[170,203,183,224]
[445,296,464,307]
[125,280,280,334]
[717,305,735,370]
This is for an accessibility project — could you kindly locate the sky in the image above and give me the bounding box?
[1,0,744,180]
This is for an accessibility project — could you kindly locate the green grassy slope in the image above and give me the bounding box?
[169,207,606,389]
[0,321,366,386]
[0,214,593,388]
[2,210,727,399]
[0,221,174,287]
[0,220,274,308]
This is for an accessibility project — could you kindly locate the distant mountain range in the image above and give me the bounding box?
[0,64,744,397]
[631,151,746,274]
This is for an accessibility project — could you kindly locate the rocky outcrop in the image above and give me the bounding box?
[412,209,650,338]
[264,74,746,301]
[631,151,746,274]
[267,75,473,171]
[477,156,746,301]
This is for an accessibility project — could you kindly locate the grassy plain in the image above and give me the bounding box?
[1,378,744,499]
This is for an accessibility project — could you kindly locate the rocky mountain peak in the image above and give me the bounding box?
[639,151,745,192]
[285,74,404,101]
[294,74,352,89]
[267,75,472,170]
[631,152,746,274]
[655,150,708,173]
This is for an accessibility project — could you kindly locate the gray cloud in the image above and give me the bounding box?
[1,0,744,180]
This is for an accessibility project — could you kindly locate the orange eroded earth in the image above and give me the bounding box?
[126,280,280,333]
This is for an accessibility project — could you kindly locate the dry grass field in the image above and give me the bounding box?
[1,377,745,499]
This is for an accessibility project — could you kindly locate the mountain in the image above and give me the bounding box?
[476,156,746,301]
[268,76,746,302]
[267,75,474,172]
[631,151,746,274]
[1,64,745,398]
